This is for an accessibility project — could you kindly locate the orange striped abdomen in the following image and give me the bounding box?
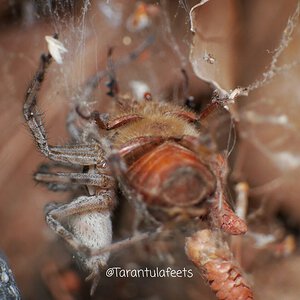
[127,142,216,206]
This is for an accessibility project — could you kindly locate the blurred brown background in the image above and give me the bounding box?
[1,1,300,299]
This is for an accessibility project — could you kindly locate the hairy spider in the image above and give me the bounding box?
[23,39,253,299]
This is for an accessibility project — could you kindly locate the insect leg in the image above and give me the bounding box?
[209,189,247,235]
[164,110,198,122]
[74,37,156,130]
[198,102,221,121]
[185,229,254,300]
[209,154,247,235]
[231,182,249,263]
[77,35,155,105]
[76,108,143,130]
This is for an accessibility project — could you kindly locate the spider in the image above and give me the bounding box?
[23,38,253,299]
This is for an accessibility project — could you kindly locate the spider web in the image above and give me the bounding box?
[33,1,198,107]
[3,0,299,219]
[2,1,300,299]
[188,0,300,216]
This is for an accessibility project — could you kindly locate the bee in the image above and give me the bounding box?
[23,38,252,299]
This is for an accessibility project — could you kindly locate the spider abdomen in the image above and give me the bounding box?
[69,211,112,269]
[127,142,216,207]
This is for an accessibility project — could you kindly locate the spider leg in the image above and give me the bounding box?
[36,162,87,192]
[84,225,162,296]
[42,182,81,192]
[47,143,106,165]
[49,143,100,152]
[45,191,116,296]
[90,226,162,257]
[35,172,114,189]
[45,192,115,255]
[24,53,52,157]
[23,54,104,165]
[37,161,82,172]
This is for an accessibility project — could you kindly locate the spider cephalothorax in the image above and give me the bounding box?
[24,42,252,299]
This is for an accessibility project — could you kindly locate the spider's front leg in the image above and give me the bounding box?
[45,191,115,295]
[23,53,52,157]
[23,53,103,165]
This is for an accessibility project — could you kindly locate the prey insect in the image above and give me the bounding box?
[24,37,253,299]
